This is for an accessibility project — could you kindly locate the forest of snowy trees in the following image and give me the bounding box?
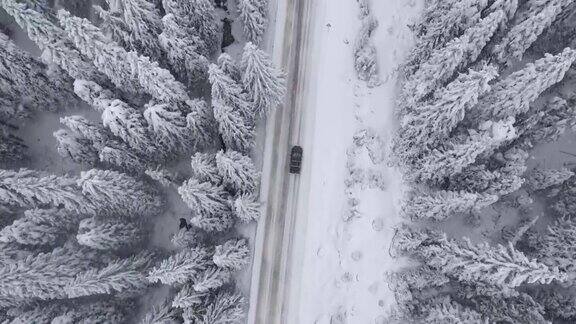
[390,0,576,322]
[0,0,284,322]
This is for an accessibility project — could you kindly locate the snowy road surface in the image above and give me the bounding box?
[249,0,423,323]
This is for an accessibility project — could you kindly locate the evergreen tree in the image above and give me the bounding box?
[171,227,204,249]
[494,2,564,65]
[477,48,576,120]
[238,0,267,44]
[192,266,231,292]
[535,217,576,271]
[52,300,130,324]
[9,303,68,324]
[54,129,100,165]
[172,284,209,309]
[65,252,152,298]
[402,190,497,221]
[159,13,209,84]
[232,193,261,223]
[421,235,567,288]
[200,291,246,324]
[241,42,287,115]
[415,118,517,182]
[0,168,90,214]
[190,210,235,232]
[533,290,576,321]
[212,99,256,153]
[216,150,259,194]
[403,10,505,103]
[421,298,486,324]
[190,152,222,185]
[147,246,212,285]
[94,4,133,53]
[0,31,78,113]
[99,145,148,174]
[76,217,144,251]
[218,52,241,82]
[0,0,103,81]
[399,65,498,149]
[60,115,110,147]
[0,125,27,165]
[120,0,163,61]
[517,96,576,147]
[58,9,189,102]
[526,168,574,192]
[213,238,250,271]
[77,169,163,217]
[162,0,219,54]
[178,179,231,218]
[0,245,95,300]
[140,296,180,324]
[0,208,79,246]
[209,61,253,120]
[404,0,491,74]
[73,79,161,156]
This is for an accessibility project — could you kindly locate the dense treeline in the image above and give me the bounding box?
[0,0,284,322]
[391,0,576,322]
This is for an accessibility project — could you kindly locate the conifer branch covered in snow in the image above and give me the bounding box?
[213,238,250,271]
[76,217,144,251]
[147,246,212,285]
[0,208,80,246]
[238,0,268,44]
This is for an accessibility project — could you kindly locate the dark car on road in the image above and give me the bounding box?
[290,146,303,174]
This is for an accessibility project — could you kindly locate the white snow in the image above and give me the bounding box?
[284,0,422,322]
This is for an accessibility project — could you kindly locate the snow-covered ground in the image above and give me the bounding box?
[283,0,423,322]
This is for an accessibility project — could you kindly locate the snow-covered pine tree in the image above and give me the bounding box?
[450,147,529,198]
[514,0,574,25]
[213,99,256,153]
[119,0,163,61]
[0,208,79,246]
[192,266,231,292]
[421,235,567,288]
[526,168,574,192]
[178,178,231,218]
[99,145,148,174]
[404,0,491,75]
[73,79,162,157]
[0,0,104,81]
[456,283,548,323]
[190,152,222,185]
[54,129,100,165]
[93,4,133,52]
[213,238,250,271]
[535,217,576,271]
[516,96,576,147]
[0,168,90,214]
[159,13,209,85]
[200,291,246,324]
[238,0,267,44]
[8,303,69,324]
[209,61,253,119]
[58,9,189,102]
[415,118,517,182]
[232,193,261,222]
[354,14,380,87]
[216,150,259,194]
[147,246,212,285]
[0,125,27,165]
[172,284,209,309]
[190,211,235,232]
[60,115,110,147]
[76,217,144,251]
[171,227,204,249]
[241,42,287,115]
[52,300,131,324]
[398,64,498,150]
[402,190,497,221]
[420,297,486,324]
[494,1,565,65]
[218,52,241,82]
[477,48,576,120]
[77,169,163,217]
[161,0,220,54]
[0,31,78,113]
[65,252,152,298]
[533,290,576,321]
[140,296,180,324]
[0,245,95,300]
[403,9,505,103]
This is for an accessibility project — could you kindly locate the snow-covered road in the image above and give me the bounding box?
[249,0,423,323]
